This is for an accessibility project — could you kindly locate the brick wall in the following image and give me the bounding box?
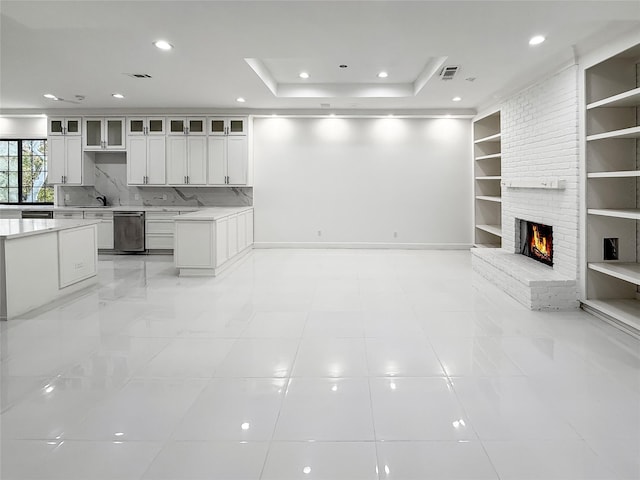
[501,64,580,281]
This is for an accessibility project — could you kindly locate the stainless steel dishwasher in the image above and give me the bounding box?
[113,211,145,252]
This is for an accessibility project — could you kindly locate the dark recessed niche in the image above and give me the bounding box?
[604,238,619,261]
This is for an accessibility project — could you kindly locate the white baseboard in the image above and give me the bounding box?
[253,242,473,250]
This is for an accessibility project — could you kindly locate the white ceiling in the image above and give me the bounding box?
[1,1,639,114]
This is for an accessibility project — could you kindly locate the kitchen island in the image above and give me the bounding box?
[0,219,99,320]
[174,207,253,276]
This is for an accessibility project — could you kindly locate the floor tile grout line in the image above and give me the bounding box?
[257,309,310,480]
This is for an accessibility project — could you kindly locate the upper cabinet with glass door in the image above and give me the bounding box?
[83,117,125,150]
[48,117,81,136]
[167,117,206,135]
[127,117,166,136]
[209,117,247,136]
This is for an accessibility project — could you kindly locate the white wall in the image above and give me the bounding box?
[0,117,47,138]
[253,117,472,247]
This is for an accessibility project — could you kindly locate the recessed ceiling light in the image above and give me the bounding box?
[112,93,124,99]
[452,96,462,102]
[529,35,545,46]
[43,94,58,100]
[236,97,246,103]
[377,71,389,78]
[153,40,173,50]
[299,72,310,79]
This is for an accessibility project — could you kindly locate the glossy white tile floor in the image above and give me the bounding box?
[1,250,640,480]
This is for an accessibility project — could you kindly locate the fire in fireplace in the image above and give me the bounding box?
[520,221,553,267]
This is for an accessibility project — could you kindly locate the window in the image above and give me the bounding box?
[0,139,53,204]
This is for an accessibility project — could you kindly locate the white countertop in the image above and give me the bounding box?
[0,205,203,212]
[0,219,101,240]
[175,206,253,221]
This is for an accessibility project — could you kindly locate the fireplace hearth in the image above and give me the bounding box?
[519,220,553,267]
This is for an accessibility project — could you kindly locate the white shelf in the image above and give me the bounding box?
[588,262,640,285]
[475,195,502,203]
[587,208,640,220]
[475,153,501,161]
[587,87,640,109]
[474,132,501,144]
[582,299,640,333]
[587,170,640,178]
[587,125,640,141]
[475,176,501,180]
[475,224,502,237]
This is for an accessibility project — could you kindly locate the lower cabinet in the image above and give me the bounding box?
[58,225,98,288]
[83,211,114,249]
[0,210,22,219]
[174,207,253,276]
[145,210,198,251]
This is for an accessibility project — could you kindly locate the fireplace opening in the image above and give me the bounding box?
[519,220,553,267]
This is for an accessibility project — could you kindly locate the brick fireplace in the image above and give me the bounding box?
[472,65,580,310]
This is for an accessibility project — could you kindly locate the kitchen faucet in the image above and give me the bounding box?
[96,195,107,206]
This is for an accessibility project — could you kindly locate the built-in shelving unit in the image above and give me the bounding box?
[473,111,502,248]
[583,42,640,334]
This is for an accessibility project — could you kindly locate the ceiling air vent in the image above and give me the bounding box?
[439,66,459,80]
[127,73,152,79]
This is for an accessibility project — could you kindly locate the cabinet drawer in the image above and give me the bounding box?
[146,211,179,220]
[0,210,22,219]
[54,211,84,219]
[146,220,174,234]
[146,235,174,249]
[83,211,113,219]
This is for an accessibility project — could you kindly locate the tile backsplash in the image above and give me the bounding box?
[58,153,252,207]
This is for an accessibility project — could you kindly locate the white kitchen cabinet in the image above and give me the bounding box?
[146,211,176,250]
[83,117,125,150]
[208,117,247,136]
[58,225,98,288]
[48,136,94,185]
[167,117,206,136]
[228,214,238,257]
[48,117,81,136]
[214,217,229,267]
[83,210,114,249]
[127,117,165,136]
[174,207,253,276]
[208,135,248,185]
[0,210,21,219]
[167,136,207,185]
[207,117,250,186]
[53,210,84,220]
[237,208,253,251]
[127,135,166,185]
